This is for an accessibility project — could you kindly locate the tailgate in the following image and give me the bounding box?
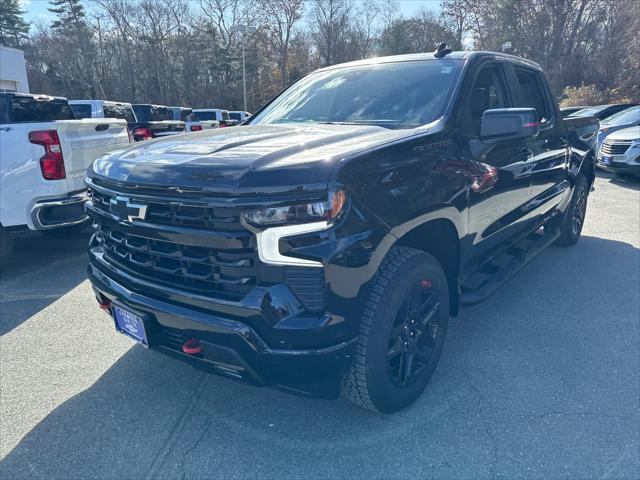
[55,119,130,192]
[149,121,186,137]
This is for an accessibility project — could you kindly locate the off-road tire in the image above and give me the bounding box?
[550,172,589,246]
[341,246,449,413]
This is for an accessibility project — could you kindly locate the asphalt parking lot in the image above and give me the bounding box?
[1,172,638,480]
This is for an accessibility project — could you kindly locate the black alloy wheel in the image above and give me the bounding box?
[387,282,441,388]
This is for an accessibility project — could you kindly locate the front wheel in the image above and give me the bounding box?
[341,247,449,413]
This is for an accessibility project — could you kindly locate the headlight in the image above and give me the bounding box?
[631,142,640,149]
[243,190,347,227]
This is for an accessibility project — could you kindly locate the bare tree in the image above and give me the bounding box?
[258,0,305,88]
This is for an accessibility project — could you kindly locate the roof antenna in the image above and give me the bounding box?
[433,42,452,59]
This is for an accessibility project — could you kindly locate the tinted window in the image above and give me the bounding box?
[103,104,136,123]
[193,111,216,121]
[250,60,463,129]
[4,97,75,123]
[513,68,551,123]
[464,65,508,136]
[70,103,92,119]
[176,109,192,121]
[133,105,152,121]
[571,105,610,118]
[603,106,640,125]
[229,112,242,121]
[222,111,230,120]
[151,106,170,121]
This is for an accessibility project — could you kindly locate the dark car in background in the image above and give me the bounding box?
[560,105,590,117]
[570,103,638,120]
[130,104,185,141]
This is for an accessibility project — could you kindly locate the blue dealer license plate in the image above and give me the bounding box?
[113,304,148,347]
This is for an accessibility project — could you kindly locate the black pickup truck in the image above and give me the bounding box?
[86,50,598,413]
[130,104,185,141]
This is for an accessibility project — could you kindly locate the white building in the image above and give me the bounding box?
[0,46,29,93]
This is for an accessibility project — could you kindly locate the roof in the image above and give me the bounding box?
[314,50,543,73]
[0,92,67,101]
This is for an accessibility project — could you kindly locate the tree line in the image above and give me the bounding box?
[0,0,638,111]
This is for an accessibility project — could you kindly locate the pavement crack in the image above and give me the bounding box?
[178,417,212,478]
[144,373,209,480]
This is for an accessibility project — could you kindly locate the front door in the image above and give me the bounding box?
[462,63,535,272]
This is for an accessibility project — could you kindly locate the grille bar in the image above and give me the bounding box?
[601,141,632,155]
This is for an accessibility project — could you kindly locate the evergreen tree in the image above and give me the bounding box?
[0,0,30,47]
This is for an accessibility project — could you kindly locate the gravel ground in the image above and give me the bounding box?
[1,172,638,480]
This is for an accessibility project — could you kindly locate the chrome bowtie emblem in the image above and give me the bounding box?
[110,196,147,223]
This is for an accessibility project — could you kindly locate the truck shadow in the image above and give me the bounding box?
[0,229,91,336]
[1,235,638,479]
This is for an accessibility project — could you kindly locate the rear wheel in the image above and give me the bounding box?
[550,173,588,246]
[341,247,449,413]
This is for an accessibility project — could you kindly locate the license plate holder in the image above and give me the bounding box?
[112,304,149,347]
[600,155,612,165]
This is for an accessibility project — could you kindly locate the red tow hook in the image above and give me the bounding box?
[98,301,111,311]
[182,338,203,355]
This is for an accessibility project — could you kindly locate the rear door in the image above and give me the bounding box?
[55,119,130,191]
[508,66,570,221]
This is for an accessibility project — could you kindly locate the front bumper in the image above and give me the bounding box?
[30,190,90,230]
[597,152,640,176]
[88,261,356,395]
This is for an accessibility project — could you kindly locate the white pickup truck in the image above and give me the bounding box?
[168,106,219,132]
[0,93,131,258]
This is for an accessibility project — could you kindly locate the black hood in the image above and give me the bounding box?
[90,124,415,195]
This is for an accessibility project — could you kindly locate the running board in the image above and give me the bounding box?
[461,229,560,306]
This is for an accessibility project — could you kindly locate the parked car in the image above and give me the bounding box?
[168,106,219,132]
[130,104,186,141]
[85,50,597,413]
[0,93,130,258]
[560,105,590,117]
[69,100,137,124]
[569,103,638,120]
[192,108,238,127]
[229,110,251,123]
[595,106,640,156]
[596,126,640,177]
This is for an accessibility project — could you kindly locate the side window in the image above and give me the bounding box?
[514,68,551,124]
[465,65,508,137]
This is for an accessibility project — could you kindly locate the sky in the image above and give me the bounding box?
[20,0,442,28]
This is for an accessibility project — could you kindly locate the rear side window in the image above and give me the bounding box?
[70,103,92,119]
[513,68,551,123]
[103,104,136,123]
[4,97,75,123]
[229,112,242,121]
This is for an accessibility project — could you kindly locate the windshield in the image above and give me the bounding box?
[249,60,462,129]
[602,106,640,125]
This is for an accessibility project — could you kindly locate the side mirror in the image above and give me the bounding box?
[480,108,539,142]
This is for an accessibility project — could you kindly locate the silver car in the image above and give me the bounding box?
[597,126,640,176]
